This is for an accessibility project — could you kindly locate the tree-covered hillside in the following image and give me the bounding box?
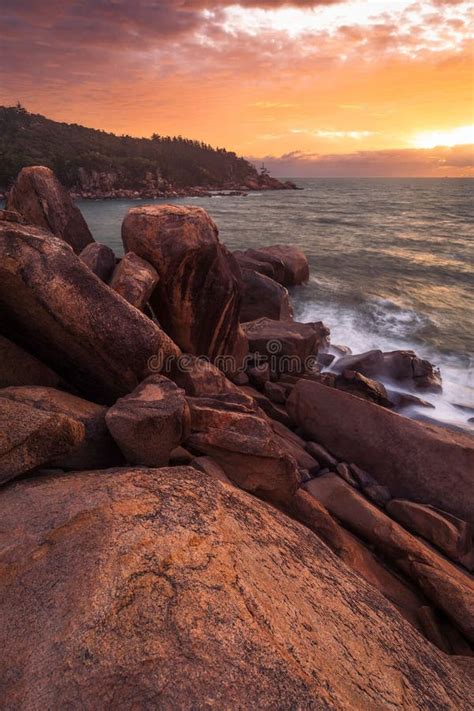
[0,105,261,191]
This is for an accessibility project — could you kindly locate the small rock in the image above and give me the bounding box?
[305,441,337,469]
[79,242,116,282]
[109,252,159,310]
[336,462,359,488]
[363,484,392,508]
[264,381,287,405]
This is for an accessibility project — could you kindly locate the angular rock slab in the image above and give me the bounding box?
[0,397,84,484]
[0,386,122,470]
[106,375,190,466]
[0,222,180,403]
[110,252,159,310]
[7,165,94,253]
[240,268,293,322]
[287,380,474,524]
[122,205,246,365]
[234,244,309,286]
[0,467,471,708]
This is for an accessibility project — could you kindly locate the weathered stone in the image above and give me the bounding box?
[0,397,84,485]
[79,242,116,282]
[305,440,337,469]
[333,349,442,393]
[0,222,180,403]
[239,384,294,427]
[0,467,470,709]
[122,205,247,366]
[335,369,391,407]
[304,473,474,643]
[264,380,288,404]
[0,208,26,224]
[288,380,474,524]
[387,499,473,567]
[235,245,309,286]
[0,386,122,470]
[317,352,335,368]
[110,252,159,310]
[240,268,293,322]
[242,317,329,374]
[271,420,320,474]
[0,335,64,389]
[106,375,190,466]
[169,355,244,399]
[7,166,94,253]
[247,363,271,389]
[191,455,233,484]
[185,392,299,504]
[169,446,194,465]
[364,483,392,508]
[336,462,359,487]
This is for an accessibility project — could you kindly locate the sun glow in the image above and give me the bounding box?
[411,125,474,149]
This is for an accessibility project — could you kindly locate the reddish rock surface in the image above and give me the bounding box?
[186,392,299,504]
[335,369,391,407]
[0,386,122,470]
[240,268,293,322]
[304,473,474,643]
[0,335,64,389]
[122,205,247,367]
[333,349,442,393]
[79,242,116,282]
[287,380,474,523]
[0,222,180,403]
[110,252,159,310]
[106,375,190,466]
[0,397,84,484]
[0,467,470,709]
[235,244,309,286]
[6,166,94,253]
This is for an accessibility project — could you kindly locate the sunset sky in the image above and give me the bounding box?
[1,0,473,176]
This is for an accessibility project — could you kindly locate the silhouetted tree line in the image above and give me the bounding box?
[0,105,258,189]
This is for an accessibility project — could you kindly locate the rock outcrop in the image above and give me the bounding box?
[6,166,94,253]
[304,473,474,644]
[122,205,247,368]
[287,380,474,523]
[234,244,309,286]
[332,349,442,393]
[105,375,190,466]
[0,222,180,403]
[0,386,122,470]
[79,242,116,282]
[110,252,159,311]
[0,397,84,484]
[0,467,470,709]
[240,268,293,322]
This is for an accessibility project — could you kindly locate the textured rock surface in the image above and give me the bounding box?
[235,244,309,286]
[79,242,116,282]
[0,386,122,470]
[242,317,329,374]
[6,166,94,253]
[387,499,473,567]
[122,205,246,366]
[0,397,84,484]
[0,222,180,403]
[186,392,299,504]
[0,335,64,389]
[240,268,293,322]
[304,473,474,643]
[0,467,471,709]
[106,375,190,466]
[288,380,474,523]
[333,349,442,393]
[110,252,159,310]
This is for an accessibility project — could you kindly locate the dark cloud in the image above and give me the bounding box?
[252,145,474,177]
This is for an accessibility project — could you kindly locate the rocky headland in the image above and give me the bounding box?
[0,165,473,708]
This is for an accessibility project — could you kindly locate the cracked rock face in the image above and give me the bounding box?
[0,467,471,709]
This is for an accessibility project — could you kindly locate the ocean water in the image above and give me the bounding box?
[9,178,474,429]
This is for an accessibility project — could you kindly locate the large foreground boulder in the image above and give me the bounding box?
[122,205,247,366]
[0,222,180,403]
[106,375,190,466]
[0,468,470,708]
[0,397,84,484]
[7,166,94,253]
[287,380,474,523]
[0,386,122,470]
